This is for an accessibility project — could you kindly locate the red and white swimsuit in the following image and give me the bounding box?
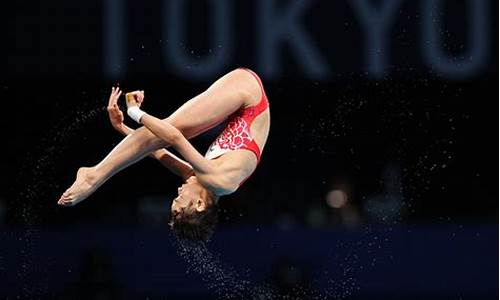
[205,68,269,166]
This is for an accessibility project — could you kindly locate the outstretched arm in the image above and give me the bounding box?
[107,87,193,180]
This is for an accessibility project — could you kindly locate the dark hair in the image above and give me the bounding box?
[169,203,218,242]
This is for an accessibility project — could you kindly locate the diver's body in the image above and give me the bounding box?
[57,68,270,240]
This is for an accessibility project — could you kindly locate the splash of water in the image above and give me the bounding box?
[175,238,365,300]
[15,105,106,297]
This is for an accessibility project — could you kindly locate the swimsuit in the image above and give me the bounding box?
[205,68,269,167]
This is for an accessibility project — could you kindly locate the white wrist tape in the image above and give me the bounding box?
[127,106,146,123]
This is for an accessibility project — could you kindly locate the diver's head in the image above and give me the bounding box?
[169,176,219,241]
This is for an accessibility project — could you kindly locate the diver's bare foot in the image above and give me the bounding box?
[57,167,99,207]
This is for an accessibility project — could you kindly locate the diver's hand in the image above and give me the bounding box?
[125,90,145,109]
[107,86,125,131]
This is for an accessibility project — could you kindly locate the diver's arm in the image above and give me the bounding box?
[150,150,194,180]
[110,120,193,179]
[140,114,215,175]
[115,126,193,179]
[107,87,193,179]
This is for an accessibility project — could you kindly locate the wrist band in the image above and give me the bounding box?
[127,106,146,123]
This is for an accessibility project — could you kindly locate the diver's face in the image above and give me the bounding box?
[171,176,205,215]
